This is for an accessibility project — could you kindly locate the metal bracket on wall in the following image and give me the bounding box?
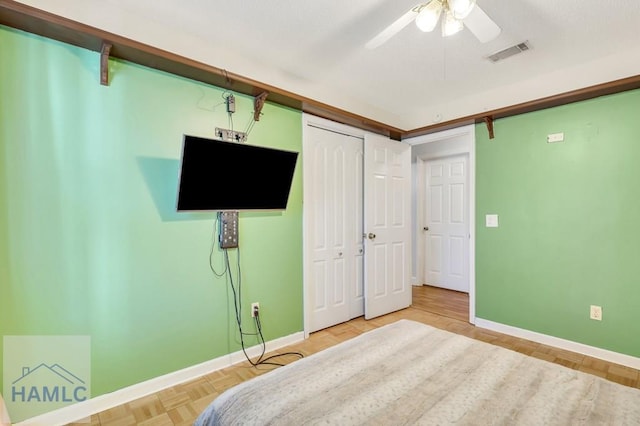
[100,42,112,86]
[254,92,269,121]
[215,127,247,142]
[483,116,495,139]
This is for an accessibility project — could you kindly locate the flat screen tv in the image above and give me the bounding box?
[176,135,299,212]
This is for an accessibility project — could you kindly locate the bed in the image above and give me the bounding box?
[195,319,640,425]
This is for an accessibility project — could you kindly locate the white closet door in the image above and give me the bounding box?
[303,117,412,331]
[304,124,363,332]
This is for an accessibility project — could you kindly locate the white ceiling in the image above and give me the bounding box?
[17,0,640,131]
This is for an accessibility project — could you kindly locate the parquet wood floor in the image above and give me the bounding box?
[66,285,640,425]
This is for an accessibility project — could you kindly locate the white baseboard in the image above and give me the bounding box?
[475,318,640,370]
[14,331,304,426]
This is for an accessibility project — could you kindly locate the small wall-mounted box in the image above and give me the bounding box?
[547,132,564,143]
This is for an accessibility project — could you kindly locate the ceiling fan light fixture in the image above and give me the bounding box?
[447,0,476,20]
[415,0,443,33]
[442,10,464,37]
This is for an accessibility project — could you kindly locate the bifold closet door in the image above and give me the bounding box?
[304,125,364,333]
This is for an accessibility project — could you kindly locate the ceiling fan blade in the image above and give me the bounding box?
[464,5,501,43]
[365,8,418,50]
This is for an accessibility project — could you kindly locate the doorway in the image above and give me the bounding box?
[412,285,469,322]
[408,124,475,323]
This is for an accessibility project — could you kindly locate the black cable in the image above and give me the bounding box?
[251,313,304,367]
[221,243,261,364]
[209,215,227,277]
[228,247,268,366]
[225,247,243,329]
[211,225,304,368]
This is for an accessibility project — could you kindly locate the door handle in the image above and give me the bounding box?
[423,226,429,231]
[367,233,376,240]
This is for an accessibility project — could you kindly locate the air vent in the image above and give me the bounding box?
[487,41,531,63]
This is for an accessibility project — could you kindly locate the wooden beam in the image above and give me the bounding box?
[100,42,112,86]
[402,74,640,139]
[1,0,640,142]
[0,1,403,137]
[483,116,495,139]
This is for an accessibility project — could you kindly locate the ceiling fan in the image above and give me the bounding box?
[365,0,501,49]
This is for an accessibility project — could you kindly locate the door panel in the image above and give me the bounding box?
[305,124,363,332]
[364,134,411,319]
[423,154,469,292]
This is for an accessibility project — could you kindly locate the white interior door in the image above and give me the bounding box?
[423,154,469,292]
[363,133,412,319]
[304,124,364,332]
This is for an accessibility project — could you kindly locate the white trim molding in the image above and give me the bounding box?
[476,318,640,370]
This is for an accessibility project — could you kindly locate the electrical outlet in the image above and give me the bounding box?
[590,305,602,321]
[251,302,260,318]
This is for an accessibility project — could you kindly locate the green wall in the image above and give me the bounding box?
[0,25,303,404]
[476,88,640,357]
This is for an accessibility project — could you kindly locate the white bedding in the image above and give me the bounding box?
[195,319,640,425]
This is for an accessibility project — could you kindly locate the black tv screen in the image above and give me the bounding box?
[176,135,299,211]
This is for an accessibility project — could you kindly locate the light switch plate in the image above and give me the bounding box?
[486,214,499,228]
